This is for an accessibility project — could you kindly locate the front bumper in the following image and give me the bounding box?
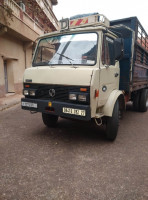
[21,98,91,121]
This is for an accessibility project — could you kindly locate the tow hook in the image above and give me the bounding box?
[94,117,102,126]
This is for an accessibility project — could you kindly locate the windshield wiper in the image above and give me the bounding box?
[56,52,74,65]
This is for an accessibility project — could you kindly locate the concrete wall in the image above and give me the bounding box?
[0,0,58,98]
[0,57,5,96]
[0,33,33,97]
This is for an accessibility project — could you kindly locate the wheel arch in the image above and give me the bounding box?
[102,90,125,117]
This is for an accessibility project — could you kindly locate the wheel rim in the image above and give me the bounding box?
[146,96,148,108]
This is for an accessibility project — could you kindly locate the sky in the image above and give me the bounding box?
[53,0,148,33]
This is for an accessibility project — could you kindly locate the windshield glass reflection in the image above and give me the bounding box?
[33,32,98,66]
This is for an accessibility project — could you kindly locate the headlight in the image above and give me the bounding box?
[23,90,29,96]
[69,93,77,101]
[78,94,87,102]
[29,90,36,96]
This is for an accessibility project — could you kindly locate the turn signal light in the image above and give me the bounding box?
[80,88,87,92]
[95,89,99,97]
[25,85,30,88]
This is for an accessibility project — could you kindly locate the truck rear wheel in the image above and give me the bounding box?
[133,91,140,111]
[139,89,148,112]
[42,113,58,127]
[105,100,119,141]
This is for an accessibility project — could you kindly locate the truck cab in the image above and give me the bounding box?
[21,13,125,141]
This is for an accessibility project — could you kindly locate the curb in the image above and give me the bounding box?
[0,95,23,112]
[0,100,21,111]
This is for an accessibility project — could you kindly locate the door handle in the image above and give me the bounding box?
[114,73,119,77]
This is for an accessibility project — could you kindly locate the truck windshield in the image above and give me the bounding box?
[33,32,98,66]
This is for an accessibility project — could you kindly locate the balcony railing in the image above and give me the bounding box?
[35,0,59,30]
[4,0,44,36]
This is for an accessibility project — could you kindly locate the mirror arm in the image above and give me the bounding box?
[105,65,110,68]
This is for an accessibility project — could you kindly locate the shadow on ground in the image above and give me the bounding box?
[31,102,135,144]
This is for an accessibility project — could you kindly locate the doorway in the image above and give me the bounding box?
[4,60,8,93]
[3,59,15,94]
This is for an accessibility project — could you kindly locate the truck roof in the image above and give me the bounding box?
[38,13,111,40]
[38,25,108,40]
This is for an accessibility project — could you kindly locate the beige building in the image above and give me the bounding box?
[0,0,58,97]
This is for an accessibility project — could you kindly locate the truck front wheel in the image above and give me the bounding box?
[42,113,58,127]
[105,100,119,141]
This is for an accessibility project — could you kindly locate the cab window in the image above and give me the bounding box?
[33,33,98,66]
[102,36,115,65]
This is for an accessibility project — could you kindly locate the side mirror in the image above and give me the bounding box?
[114,38,124,61]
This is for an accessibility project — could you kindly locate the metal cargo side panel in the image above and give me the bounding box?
[111,17,148,91]
[132,45,148,90]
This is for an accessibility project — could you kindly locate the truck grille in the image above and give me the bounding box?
[24,84,90,105]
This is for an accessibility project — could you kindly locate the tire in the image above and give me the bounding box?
[139,89,148,112]
[133,91,140,111]
[105,100,119,141]
[42,113,58,127]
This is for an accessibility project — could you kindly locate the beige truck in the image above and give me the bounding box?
[21,13,148,141]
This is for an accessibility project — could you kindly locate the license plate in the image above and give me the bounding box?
[63,107,86,116]
[22,102,37,108]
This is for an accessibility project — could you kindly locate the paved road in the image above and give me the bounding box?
[0,104,148,200]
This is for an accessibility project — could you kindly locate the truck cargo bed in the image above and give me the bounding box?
[110,17,148,92]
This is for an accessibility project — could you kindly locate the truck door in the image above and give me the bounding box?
[99,35,119,106]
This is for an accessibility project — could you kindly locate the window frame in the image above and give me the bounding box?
[102,34,115,66]
[32,32,99,67]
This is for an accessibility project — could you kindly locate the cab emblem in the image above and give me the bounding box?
[49,89,55,97]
